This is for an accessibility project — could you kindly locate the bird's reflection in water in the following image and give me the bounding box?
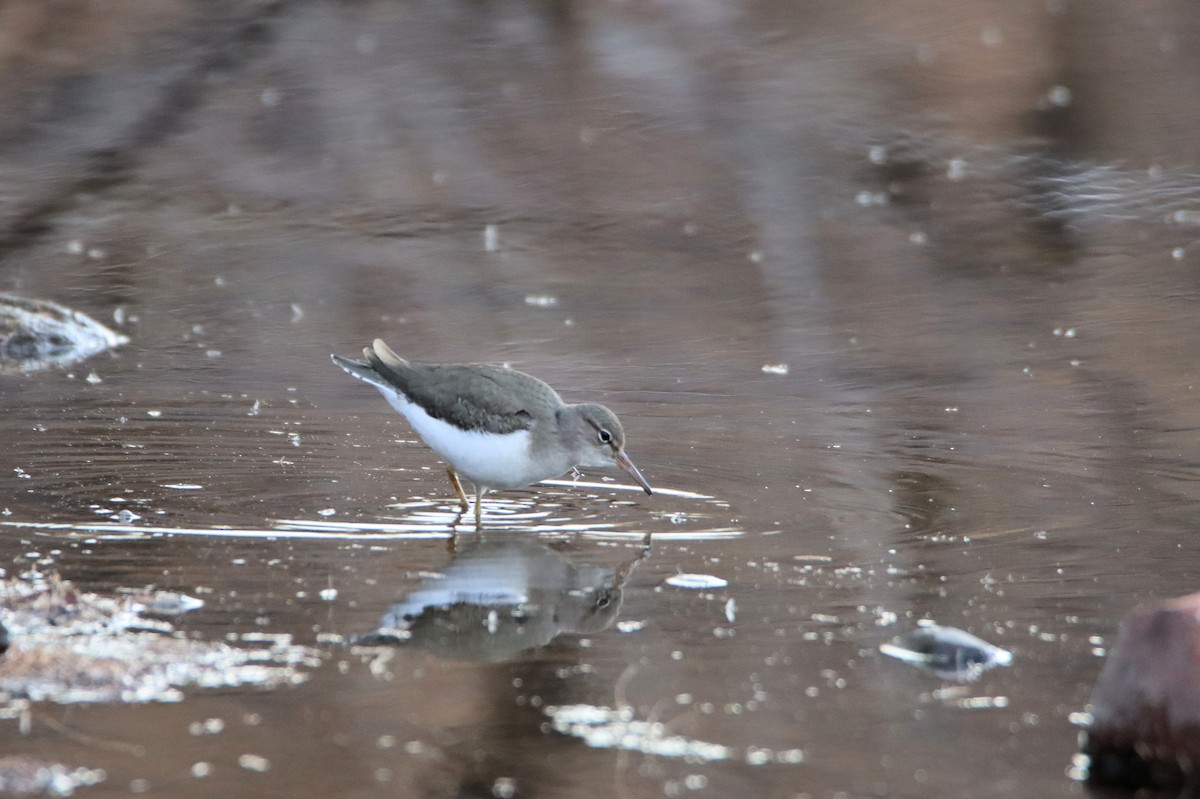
[355,535,649,661]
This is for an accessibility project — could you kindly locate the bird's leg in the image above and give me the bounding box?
[446,466,469,512]
[474,485,485,528]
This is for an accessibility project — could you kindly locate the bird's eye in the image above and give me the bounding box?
[597,429,613,444]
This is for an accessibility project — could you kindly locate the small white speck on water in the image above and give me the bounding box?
[161,483,203,490]
[487,609,499,634]
[1173,247,1186,260]
[319,587,338,601]
[214,275,226,287]
[484,224,499,252]
[1047,85,1072,107]
[206,349,222,358]
[868,145,886,164]
[724,598,737,623]
[291,303,304,322]
[248,399,261,416]
[524,294,557,307]
[748,250,764,263]
[317,508,336,517]
[666,574,728,590]
[617,620,646,633]
[189,718,225,736]
[66,239,84,255]
[946,158,967,181]
[260,88,281,107]
[191,763,212,779]
[115,509,141,523]
[981,25,1003,47]
[87,247,106,260]
[355,33,378,55]
[492,777,517,798]
[238,754,270,773]
[761,363,789,375]
[147,410,162,418]
[85,371,102,384]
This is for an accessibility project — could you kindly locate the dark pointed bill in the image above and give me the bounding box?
[616,450,653,495]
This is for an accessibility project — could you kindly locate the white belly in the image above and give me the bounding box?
[375,385,538,489]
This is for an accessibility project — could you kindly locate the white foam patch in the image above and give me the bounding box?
[541,479,712,500]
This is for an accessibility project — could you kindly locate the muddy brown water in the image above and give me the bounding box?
[3,2,1200,797]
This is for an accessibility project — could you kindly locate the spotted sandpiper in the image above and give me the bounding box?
[331,340,652,525]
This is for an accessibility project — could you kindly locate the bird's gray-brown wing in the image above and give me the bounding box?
[363,342,562,435]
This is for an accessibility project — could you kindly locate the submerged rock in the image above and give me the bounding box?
[0,294,128,374]
[880,624,1013,682]
[1084,593,1200,788]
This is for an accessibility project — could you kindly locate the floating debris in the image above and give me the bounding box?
[0,755,105,796]
[665,573,728,590]
[0,573,314,704]
[545,704,803,765]
[880,624,1012,682]
[0,294,128,374]
[126,590,204,618]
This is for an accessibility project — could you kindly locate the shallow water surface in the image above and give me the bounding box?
[2,2,1200,797]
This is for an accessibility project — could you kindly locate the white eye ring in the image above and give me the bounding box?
[597,429,613,444]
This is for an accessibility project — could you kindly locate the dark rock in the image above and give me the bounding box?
[879,624,1012,682]
[1084,593,1200,788]
[0,294,128,374]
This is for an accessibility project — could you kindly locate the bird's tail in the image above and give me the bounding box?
[330,339,409,388]
[364,339,408,370]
